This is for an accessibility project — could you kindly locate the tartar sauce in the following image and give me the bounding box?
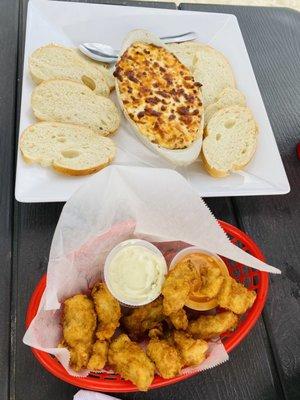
[105,242,167,306]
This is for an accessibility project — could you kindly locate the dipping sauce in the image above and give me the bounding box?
[104,240,167,306]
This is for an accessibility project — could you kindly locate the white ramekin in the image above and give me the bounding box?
[104,239,167,307]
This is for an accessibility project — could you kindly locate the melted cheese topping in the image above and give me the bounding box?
[114,43,203,149]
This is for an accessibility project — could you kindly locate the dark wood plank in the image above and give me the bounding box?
[12,1,282,400]
[11,202,72,400]
[181,4,300,400]
[0,1,19,400]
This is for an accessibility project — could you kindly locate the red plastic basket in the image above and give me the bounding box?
[25,220,268,392]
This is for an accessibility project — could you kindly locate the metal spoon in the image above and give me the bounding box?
[79,31,198,63]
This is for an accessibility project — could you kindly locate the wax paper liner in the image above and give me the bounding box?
[23,166,280,378]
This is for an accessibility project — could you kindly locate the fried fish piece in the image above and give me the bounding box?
[92,282,121,340]
[148,323,164,339]
[188,311,238,340]
[162,259,199,316]
[87,340,109,371]
[61,294,97,371]
[169,309,189,330]
[108,334,155,391]
[173,330,208,367]
[122,297,164,340]
[146,338,182,379]
[218,276,257,314]
[196,264,224,299]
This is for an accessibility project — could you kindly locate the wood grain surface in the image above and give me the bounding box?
[0,1,19,400]
[4,1,299,400]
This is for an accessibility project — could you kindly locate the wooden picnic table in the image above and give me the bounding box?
[0,1,299,399]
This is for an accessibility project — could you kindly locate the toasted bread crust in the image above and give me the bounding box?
[52,160,112,176]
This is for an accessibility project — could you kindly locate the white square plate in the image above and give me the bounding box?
[15,0,290,202]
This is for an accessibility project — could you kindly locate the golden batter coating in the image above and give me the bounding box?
[115,42,203,149]
[218,276,257,314]
[108,334,155,391]
[91,283,121,340]
[162,259,200,316]
[173,330,208,367]
[146,338,182,379]
[188,311,238,340]
[60,294,97,371]
[169,309,189,330]
[122,297,164,340]
[87,340,109,371]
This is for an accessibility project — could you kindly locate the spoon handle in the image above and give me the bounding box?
[160,31,198,43]
[80,31,198,63]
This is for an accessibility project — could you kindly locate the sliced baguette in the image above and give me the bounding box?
[166,42,204,72]
[76,50,115,91]
[31,79,120,135]
[20,122,116,176]
[204,88,246,127]
[202,105,258,177]
[29,44,110,96]
[193,45,235,107]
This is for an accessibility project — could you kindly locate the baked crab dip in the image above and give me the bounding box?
[114,30,204,166]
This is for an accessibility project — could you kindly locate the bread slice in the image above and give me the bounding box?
[193,45,235,107]
[166,42,204,72]
[76,50,115,91]
[29,44,110,96]
[20,122,116,176]
[204,88,246,127]
[202,106,258,177]
[31,79,120,135]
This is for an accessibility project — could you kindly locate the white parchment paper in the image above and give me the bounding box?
[74,391,121,400]
[23,166,280,379]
